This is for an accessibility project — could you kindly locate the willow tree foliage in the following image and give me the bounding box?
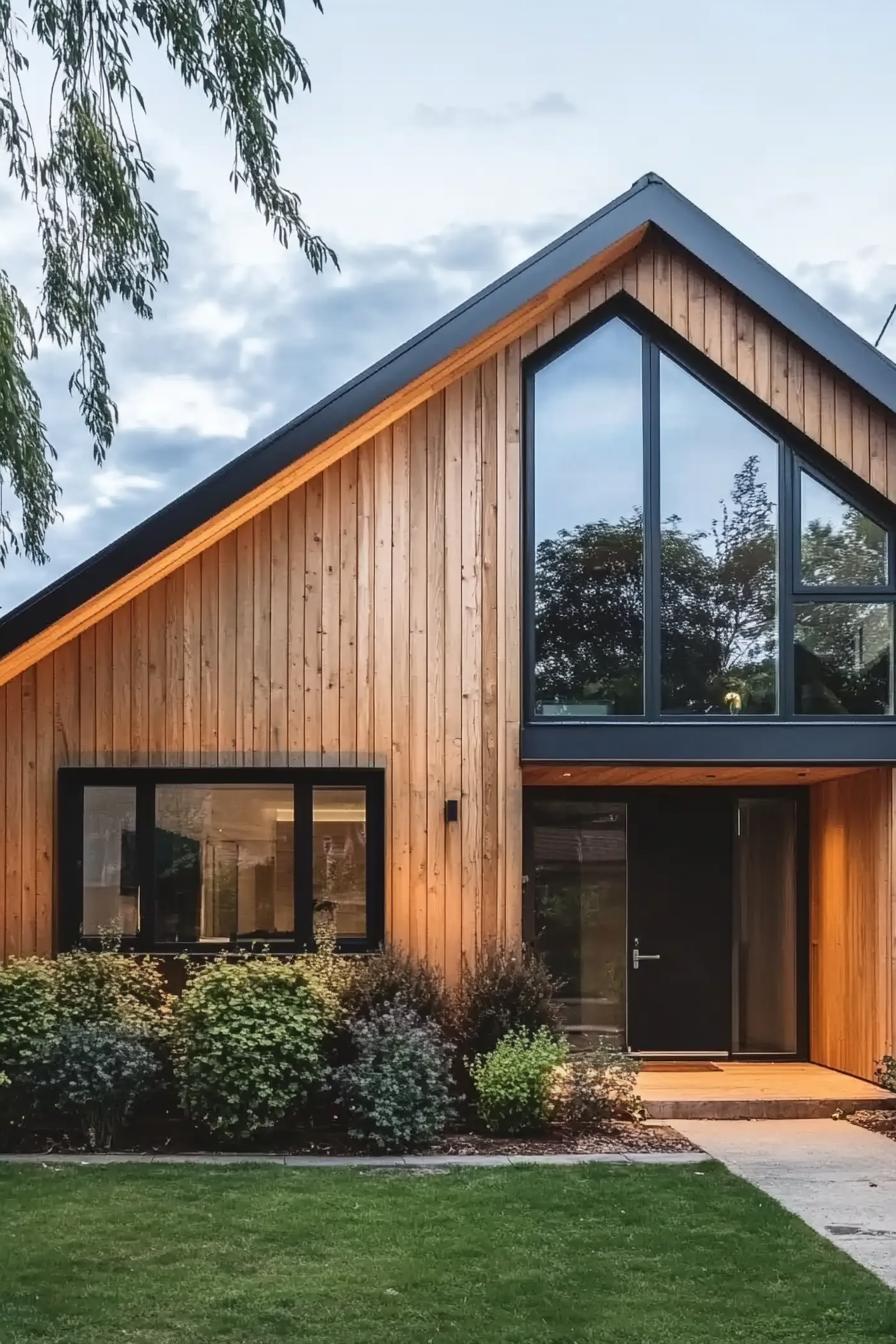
[0,0,335,566]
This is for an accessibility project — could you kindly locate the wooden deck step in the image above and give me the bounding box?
[637,1061,896,1121]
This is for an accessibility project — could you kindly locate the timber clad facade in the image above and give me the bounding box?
[2,175,896,1082]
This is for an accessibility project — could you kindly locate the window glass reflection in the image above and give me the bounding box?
[800,471,887,588]
[533,318,644,716]
[154,785,294,943]
[794,602,892,714]
[660,356,778,714]
[529,799,627,1040]
[82,787,138,938]
[313,788,367,939]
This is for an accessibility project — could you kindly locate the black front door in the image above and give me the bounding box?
[627,793,732,1053]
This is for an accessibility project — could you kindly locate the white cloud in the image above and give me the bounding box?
[117,374,252,439]
[178,299,248,345]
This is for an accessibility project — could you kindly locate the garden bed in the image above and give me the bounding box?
[4,1117,697,1158]
[847,1108,896,1142]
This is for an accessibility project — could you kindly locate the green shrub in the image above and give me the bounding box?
[40,1022,160,1150]
[171,957,331,1139]
[54,949,171,1042]
[296,925,358,1020]
[554,1046,643,1126]
[336,1003,454,1152]
[0,958,59,1131]
[452,947,562,1070]
[345,947,448,1026]
[470,1028,568,1135]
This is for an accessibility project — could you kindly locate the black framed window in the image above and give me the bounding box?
[525,295,896,725]
[59,768,385,954]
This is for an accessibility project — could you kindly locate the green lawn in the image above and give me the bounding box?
[1,1161,894,1343]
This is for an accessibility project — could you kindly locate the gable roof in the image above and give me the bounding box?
[2,170,896,668]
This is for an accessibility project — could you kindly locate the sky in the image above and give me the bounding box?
[4,0,896,612]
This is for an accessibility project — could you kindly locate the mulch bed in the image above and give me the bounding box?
[847,1108,896,1141]
[437,1123,697,1156]
[5,1119,698,1158]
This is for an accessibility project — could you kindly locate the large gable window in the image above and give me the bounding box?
[527,302,896,722]
[60,768,385,954]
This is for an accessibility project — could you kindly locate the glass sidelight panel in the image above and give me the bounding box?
[732,797,798,1054]
[154,784,295,943]
[312,787,368,940]
[82,787,139,938]
[527,798,627,1040]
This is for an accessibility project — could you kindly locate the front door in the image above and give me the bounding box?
[626,793,732,1053]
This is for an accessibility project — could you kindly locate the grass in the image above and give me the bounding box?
[1,1161,894,1343]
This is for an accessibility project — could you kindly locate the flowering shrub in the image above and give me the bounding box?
[40,1022,160,1150]
[470,1028,568,1135]
[336,1003,454,1152]
[553,1046,643,1125]
[171,957,331,1139]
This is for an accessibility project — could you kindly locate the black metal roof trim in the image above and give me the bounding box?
[2,172,895,659]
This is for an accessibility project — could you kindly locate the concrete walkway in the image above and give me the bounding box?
[676,1119,896,1289]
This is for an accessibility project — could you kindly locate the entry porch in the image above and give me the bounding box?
[637,1060,896,1120]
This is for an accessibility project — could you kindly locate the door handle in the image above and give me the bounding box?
[632,939,661,971]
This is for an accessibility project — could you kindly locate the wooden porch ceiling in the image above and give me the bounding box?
[522,764,875,787]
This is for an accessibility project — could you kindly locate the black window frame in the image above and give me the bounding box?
[523,292,896,744]
[58,766,386,956]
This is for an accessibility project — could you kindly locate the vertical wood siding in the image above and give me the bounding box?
[809,769,894,1080]
[3,236,896,982]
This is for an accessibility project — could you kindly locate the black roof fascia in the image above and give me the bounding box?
[2,171,895,658]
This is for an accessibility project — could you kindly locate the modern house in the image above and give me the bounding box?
[2,173,896,1087]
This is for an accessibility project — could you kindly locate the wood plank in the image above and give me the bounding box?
[286,487,306,766]
[4,677,22,958]
[78,627,96,767]
[147,580,166,765]
[303,475,323,764]
[320,464,341,767]
[355,440,374,766]
[408,404,428,956]
[34,658,53,955]
[216,534,236,766]
[460,368,483,967]
[480,355,499,947]
[502,337,523,947]
[425,391,446,970]
[164,571,185,766]
[252,510,271,763]
[390,414,411,950]
[200,546,219,764]
[19,666,36,955]
[269,497,289,764]
[443,379,463,981]
[183,556,202,763]
[94,617,113,766]
[372,428,393,929]
[338,453,358,766]
[112,604,132,763]
[130,589,149,764]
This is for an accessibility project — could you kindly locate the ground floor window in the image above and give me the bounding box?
[60,768,384,954]
[524,788,805,1056]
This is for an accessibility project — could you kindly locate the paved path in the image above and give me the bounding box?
[676,1119,896,1289]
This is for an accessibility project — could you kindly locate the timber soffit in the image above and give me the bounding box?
[2,170,896,662]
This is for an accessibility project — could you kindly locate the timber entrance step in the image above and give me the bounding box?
[638,1061,896,1120]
